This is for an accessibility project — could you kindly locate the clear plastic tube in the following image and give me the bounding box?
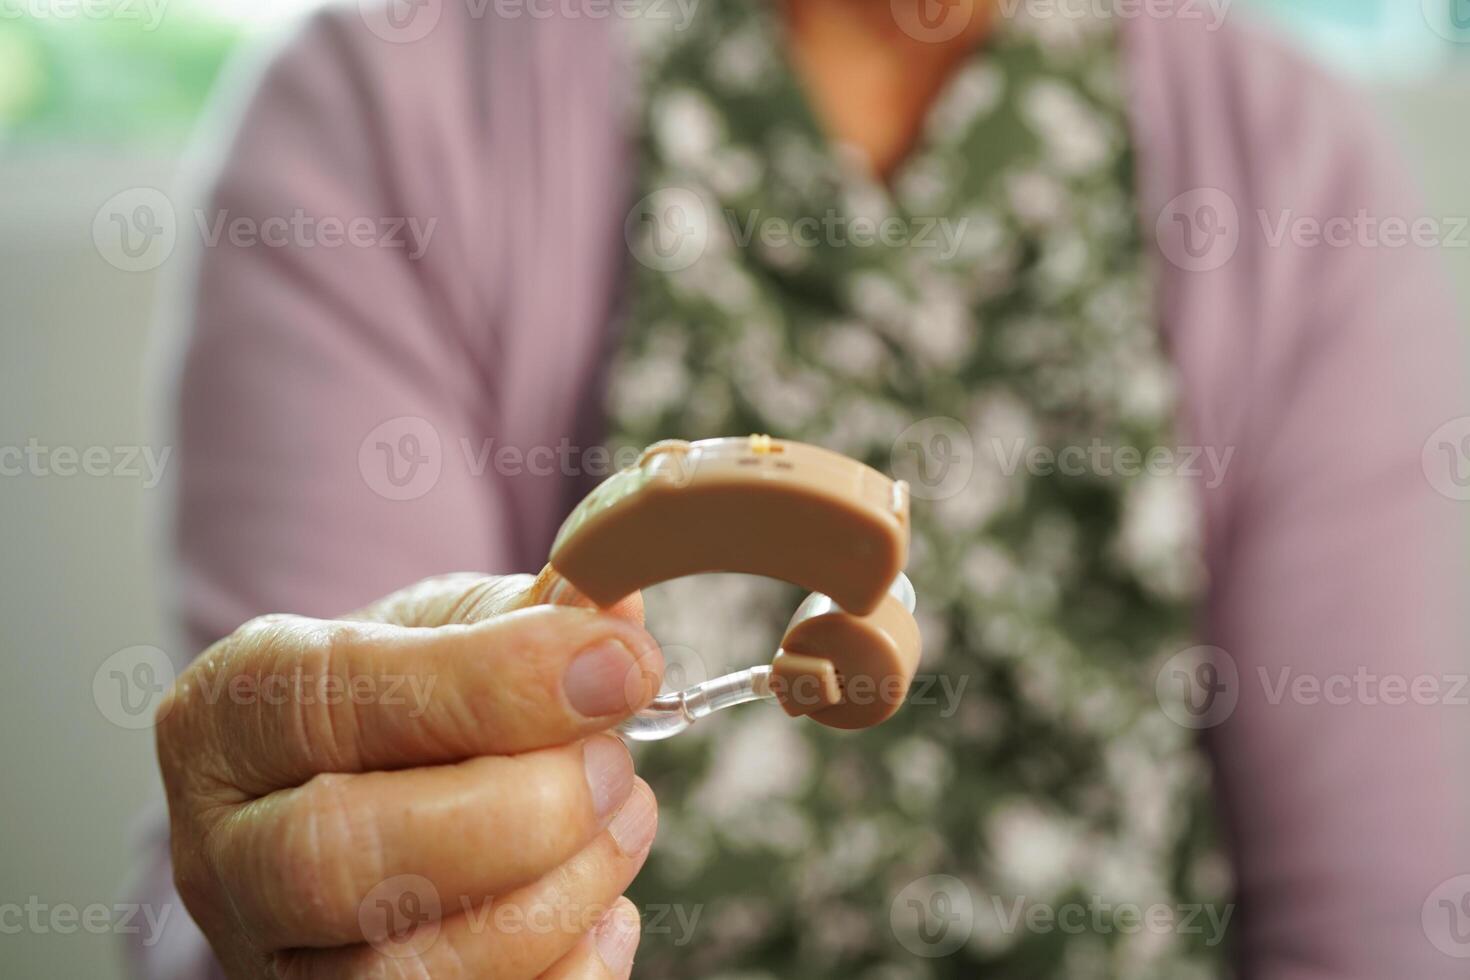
[617,666,775,741]
[615,573,916,742]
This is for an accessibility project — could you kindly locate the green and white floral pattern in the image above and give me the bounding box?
[610,5,1228,977]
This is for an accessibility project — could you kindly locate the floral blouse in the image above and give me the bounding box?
[612,4,1227,977]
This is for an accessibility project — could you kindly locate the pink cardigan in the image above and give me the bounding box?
[136,3,1470,976]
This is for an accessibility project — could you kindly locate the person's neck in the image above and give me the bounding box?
[778,0,996,179]
[786,0,994,47]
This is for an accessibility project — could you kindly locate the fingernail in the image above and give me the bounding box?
[583,734,634,823]
[563,639,643,718]
[607,781,658,856]
[594,902,641,974]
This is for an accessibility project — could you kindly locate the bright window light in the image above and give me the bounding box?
[1236,0,1468,78]
[174,0,331,29]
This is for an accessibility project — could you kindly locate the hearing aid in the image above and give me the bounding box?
[527,435,922,738]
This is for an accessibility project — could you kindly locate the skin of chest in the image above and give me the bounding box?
[779,0,996,178]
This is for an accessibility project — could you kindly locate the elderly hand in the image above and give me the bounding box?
[154,573,663,979]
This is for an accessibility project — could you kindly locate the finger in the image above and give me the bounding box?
[352,571,645,627]
[537,898,641,980]
[346,572,538,627]
[523,566,645,625]
[276,780,659,980]
[166,598,663,795]
[211,736,636,949]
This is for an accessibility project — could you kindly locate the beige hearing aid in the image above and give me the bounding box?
[528,435,922,737]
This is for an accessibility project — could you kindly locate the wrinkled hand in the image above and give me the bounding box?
[155,573,664,979]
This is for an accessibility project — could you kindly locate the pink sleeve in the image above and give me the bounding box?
[1129,12,1470,978]
[164,10,522,646]
[131,10,521,976]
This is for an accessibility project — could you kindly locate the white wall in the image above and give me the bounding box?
[0,152,178,980]
[1,75,1467,978]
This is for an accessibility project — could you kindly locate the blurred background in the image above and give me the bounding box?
[1,0,1468,976]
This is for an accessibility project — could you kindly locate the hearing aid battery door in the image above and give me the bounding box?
[548,437,910,615]
[771,575,922,730]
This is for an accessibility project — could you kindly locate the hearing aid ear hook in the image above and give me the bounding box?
[528,435,923,739]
